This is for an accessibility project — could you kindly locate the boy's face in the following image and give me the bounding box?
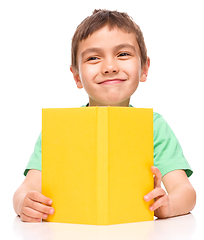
[71,26,149,106]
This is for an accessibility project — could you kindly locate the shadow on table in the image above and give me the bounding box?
[13,213,196,240]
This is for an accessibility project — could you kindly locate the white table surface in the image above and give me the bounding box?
[2,209,203,240]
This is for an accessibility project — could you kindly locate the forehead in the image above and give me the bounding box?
[77,26,140,57]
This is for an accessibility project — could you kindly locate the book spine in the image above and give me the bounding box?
[96,107,109,225]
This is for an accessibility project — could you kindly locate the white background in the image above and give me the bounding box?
[0,0,203,228]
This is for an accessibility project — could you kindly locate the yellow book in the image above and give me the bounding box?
[42,107,154,225]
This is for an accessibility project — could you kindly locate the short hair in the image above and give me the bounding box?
[71,9,147,71]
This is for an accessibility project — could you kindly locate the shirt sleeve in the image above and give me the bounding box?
[24,133,42,176]
[153,113,193,177]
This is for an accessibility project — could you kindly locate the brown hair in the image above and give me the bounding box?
[71,9,147,71]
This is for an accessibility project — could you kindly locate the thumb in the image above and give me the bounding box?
[151,166,162,188]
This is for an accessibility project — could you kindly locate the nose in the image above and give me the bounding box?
[102,59,119,75]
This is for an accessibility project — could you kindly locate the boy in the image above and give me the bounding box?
[13,9,196,222]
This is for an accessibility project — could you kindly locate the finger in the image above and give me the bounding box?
[149,194,169,211]
[21,212,42,223]
[25,197,54,215]
[27,191,52,206]
[151,166,162,188]
[144,187,166,202]
[22,205,49,220]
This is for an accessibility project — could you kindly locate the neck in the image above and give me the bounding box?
[88,98,130,107]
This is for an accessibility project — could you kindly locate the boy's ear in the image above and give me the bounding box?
[70,66,83,89]
[140,57,150,82]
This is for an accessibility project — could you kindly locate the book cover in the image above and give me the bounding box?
[42,107,154,225]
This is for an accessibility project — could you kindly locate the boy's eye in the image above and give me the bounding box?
[118,52,131,57]
[87,56,99,61]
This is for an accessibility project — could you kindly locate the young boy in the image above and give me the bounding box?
[13,9,196,222]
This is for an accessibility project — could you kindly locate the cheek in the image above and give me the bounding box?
[122,60,141,76]
[122,61,141,92]
[80,65,99,83]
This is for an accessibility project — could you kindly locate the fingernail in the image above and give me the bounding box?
[48,200,52,205]
[37,218,42,222]
[144,195,149,201]
[149,206,154,211]
[49,209,54,215]
[43,214,48,219]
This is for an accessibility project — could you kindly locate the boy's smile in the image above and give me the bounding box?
[71,26,149,106]
[98,79,126,85]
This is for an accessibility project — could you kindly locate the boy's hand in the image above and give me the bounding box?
[20,191,54,222]
[144,166,170,219]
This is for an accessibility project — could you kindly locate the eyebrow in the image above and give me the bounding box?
[81,48,103,58]
[114,44,137,53]
[81,43,137,58]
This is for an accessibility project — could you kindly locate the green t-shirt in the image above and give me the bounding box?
[24,106,193,177]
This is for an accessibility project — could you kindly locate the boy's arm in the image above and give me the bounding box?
[162,168,196,218]
[13,170,54,222]
[144,167,196,219]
